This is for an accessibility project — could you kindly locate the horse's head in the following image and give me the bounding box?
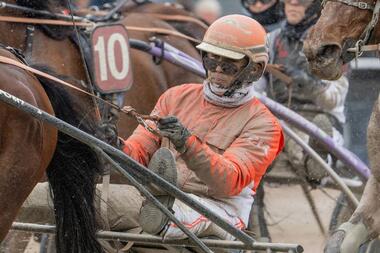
[303,0,376,80]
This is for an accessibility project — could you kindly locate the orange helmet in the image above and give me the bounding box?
[196,14,269,67]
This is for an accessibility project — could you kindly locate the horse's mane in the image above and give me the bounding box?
[32,64,103,252]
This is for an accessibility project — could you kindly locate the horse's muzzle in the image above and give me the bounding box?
[304,42,343,80]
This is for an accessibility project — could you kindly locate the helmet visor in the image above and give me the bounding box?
[196,42,246,60]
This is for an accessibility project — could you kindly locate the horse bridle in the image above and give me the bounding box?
[322,0,380,57]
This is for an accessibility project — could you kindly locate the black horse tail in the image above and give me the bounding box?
[36,67,104,253]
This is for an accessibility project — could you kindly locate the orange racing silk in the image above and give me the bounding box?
[123,83,284,197]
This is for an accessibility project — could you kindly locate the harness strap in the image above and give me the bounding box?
[0,15,93,27]
[126,26,201,43]
[0,55,102,99]
[322,0,375,9]
[361,0,380,44]
[147,13,208,29]
[0,16,201,43]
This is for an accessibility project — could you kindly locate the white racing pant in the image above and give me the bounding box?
[165,194,245,240]
[18,183,248,240]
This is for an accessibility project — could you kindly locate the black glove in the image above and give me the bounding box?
[158,116,191,153]
[286,67,326,92]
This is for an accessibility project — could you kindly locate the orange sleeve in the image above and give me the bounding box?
[122,90,170,166]
[181,112,284,197]
[123,126,161,167]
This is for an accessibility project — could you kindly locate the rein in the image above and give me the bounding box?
[0,15,93,26]
[0,54,160,134]
[125,26,201,43]
[322,0,380,56]
[144,13,208,30]
[0,15,201,42]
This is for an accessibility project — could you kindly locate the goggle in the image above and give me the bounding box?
[202,56,240,75]
[243,0,275,5]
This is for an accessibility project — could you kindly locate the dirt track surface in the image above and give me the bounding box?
[265,184,340,253]
[8,184,340,253]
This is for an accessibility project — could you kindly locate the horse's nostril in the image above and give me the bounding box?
[317,44,341,59]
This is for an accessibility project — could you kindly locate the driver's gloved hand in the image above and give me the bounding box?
[158,116,191,153]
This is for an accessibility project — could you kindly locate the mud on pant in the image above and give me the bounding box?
[18,183,246,240]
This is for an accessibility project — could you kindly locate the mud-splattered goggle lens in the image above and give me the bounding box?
[203,56,240,75]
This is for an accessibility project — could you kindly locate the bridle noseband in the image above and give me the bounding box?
[321,0,380,58]
[321,0,375,10]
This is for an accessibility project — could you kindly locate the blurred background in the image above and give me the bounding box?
[156,0,380,165]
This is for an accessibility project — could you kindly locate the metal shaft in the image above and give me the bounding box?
[281,121,359,207]
[11,222,303,252]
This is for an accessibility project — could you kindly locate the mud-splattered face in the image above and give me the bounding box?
[204,53,248,88]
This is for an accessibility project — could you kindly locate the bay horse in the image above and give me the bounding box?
[0,46,103,252]
[0,0,204,249]
[0,47,57,242]
[0,0,105,251]
[0,0,204,190]
[303,1,380,252]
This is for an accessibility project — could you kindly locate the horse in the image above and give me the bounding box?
[0,45,103,253]
[303,1,380,252]
[0,0,204,249]
[0,47,57,242]
[0,0,106,251]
